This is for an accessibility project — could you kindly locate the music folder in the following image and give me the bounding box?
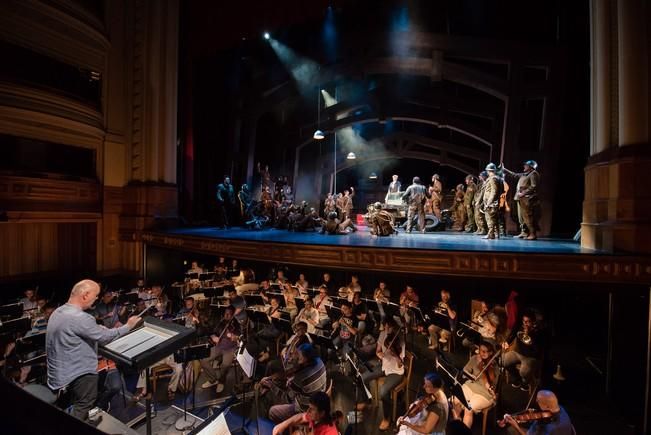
[99,316,196,371]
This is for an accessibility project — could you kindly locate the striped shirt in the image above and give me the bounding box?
[289,358,327,411]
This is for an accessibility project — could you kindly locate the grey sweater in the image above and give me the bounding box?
[46,303,130,390]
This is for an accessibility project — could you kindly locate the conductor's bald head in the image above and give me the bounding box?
[69,279,101,310]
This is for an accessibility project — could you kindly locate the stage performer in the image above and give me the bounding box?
[320,211,357,235]
[428,174,443,219]
[46,279,140,420]
[257,162,273,191]
[341,187,355,221]
[464,175,477,233]
[323,193,336,217]
[402,176,430,233]
[503,160,541,240]
[238,184,253,217]
[482,163,503,240]
[385,174,402,202]
[473,171,488,235]
[216,175,236,229]
[452,184,466,231]
[368,202,397,236]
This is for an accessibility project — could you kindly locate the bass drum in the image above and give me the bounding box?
[400,214,441,232]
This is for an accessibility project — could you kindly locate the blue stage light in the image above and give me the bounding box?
[263,32,270,40]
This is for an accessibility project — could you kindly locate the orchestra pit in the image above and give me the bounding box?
[1,1,650,435]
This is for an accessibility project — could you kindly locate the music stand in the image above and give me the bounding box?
[0,316,31,335]
[435,354,471,410]
[202,287,224,299]
[186,272,200,280]
[188,395,237,435]
[0,303,24,320]
[244,294,265,308]
[16,331,46,365]
[173,342,211,431]
[295,297,305,313]
[325,305,341,321]
[345,352,372,435]
[199,272,216,282]
[232,344,256,435]
[271,317,292,337]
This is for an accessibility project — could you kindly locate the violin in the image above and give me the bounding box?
[497,409,554,427]
[97,357,117,373]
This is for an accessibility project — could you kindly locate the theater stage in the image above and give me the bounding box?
[141,226,651,285]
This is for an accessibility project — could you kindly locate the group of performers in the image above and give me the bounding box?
[393,159,541,239]
[215,158,541,240]
[4,257,572,435]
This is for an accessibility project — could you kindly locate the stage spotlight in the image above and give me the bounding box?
[313,129,325,140]
[369,172,378,180]
[347,152,356,160]
[263,32,270,40]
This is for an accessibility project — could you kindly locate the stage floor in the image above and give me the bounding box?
[162,226,598,255]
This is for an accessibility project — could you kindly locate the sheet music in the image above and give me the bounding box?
[196,412,231,435]
[236,347,255,378]
[105,325,176,359]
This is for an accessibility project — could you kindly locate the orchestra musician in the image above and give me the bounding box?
[351,291,371,336]
[460,341,499,418]
[295,273,309,296]
[146,284,169,317]
[396,372,448,435]
[257,296,284,362]
[268,343,327,423]
[46,279,140,421]
[427,289,457,351]
[399,285,420,327]
[93,291,126,328]
[282,282,299,320]
[361,317,405,431]
[373,281,391,324]
[176,296,200,328]
[200,305,241,394]
[332,301,359,353]
[502,312,543,391]
[295,297,319,334]
[501,390,574,435]
[314,285,332,328]
[20,288,38,312]
[272,391,340,435]
[187,261,204,275]
[461,301,498,348]
[280,321,312,370]
[235,268,258,295]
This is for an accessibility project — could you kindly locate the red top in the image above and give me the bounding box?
[304,413,338,435]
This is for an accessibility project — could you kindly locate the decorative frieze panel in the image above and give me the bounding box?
[141,231,651,285]
[0,175,100,212]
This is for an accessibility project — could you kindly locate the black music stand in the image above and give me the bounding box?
[186,272,200,280]
[173,343,211,431]
[199,272,216,282]
[188,395,237,435]
[232,342,257,435]
[435,354,471,410]
[244,294,265,308]
[271,317,293,337]
[345,352,372,435]
[0,303,24,320]
[202,287,224,299]
[325,305,341,321]
[0,316,31,335]
[99,316,196,435]
[295,297,306,313]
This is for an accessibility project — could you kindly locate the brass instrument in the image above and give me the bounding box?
[517,331,533,345]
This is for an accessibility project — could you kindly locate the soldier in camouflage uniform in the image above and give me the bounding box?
[503,160,541,240]
[482,163,503,239]
[473,171,488,235]
[464,175,477,233]
[402,177,431,233]
[428,174,443,219]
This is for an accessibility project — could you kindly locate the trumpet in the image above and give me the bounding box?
[517,331,533,345]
